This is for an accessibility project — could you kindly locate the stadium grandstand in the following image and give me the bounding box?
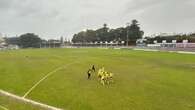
[0,36,6,49]
[137,39,195,52]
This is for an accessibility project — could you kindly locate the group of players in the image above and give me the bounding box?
[87,65,113,85]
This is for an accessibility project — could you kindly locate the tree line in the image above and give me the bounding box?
[5,33,42,48]
[4,19,195,49]
[72,19,144,45]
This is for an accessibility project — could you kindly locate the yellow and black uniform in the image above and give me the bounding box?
[87,69,92,79]
[92,65,95,72]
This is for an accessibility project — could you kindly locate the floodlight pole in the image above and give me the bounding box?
[126,23,130,47]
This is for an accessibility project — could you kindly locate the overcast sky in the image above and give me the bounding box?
[0,0,195,39]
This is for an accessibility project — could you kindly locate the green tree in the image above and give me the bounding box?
[72,20,144,45]
[95,23,109,41]
[85,30,97,42]
[128,19,144,43]
[19,33,41,48]
[5,37,20,45]
[72,31,86,43]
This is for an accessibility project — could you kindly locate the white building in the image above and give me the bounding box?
[136,39,147,47]
[0,36,6,47]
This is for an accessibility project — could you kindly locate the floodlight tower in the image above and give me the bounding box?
[126,22,130,47]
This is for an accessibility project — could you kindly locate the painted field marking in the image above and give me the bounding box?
[0,105,9,110]
[133,48,160,52]
[23,61,78,98]
[0,90,63,110]
[133,48,195,55]
[177,51,195,54]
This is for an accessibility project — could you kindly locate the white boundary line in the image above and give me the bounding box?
[0,90,63,110]
[133,48,160,52]
[0,105,9,110]
[177,51,195,54]
[133,48,195,54]
[23,62,78,98]
[0,61,78,110]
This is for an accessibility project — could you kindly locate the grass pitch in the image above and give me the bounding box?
[0,48,195,110]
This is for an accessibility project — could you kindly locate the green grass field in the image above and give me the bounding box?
[0,48,195,110]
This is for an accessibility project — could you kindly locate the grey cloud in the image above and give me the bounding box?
[0,0,14,9]
[123,0,195,35]
[0,0,195,39]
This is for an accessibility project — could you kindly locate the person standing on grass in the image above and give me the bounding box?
[92,65,96,72]
[87,69,92,79]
